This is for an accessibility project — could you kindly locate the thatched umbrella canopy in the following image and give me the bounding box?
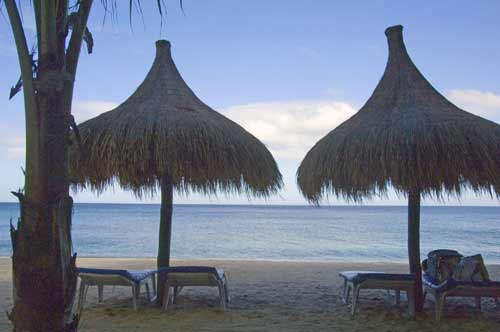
[70,40,282,302]
[297,25,500,310]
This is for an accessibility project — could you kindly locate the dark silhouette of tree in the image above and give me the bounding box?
[1,1,171,331]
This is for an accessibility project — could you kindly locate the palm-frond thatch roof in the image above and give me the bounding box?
[297,25,500,202]
[70,40,282,197]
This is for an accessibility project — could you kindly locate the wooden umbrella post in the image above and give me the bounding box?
[408,188,424,312]
[157,176,174,305]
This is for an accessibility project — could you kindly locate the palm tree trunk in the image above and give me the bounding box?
[5,1,92,330]
[408,188,424,312]
[157,176,174,305]
[11,193,77,332]
[10,78,78,330]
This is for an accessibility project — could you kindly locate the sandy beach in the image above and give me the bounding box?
[0,257,499,332]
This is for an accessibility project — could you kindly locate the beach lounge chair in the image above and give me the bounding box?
[422,253,500,320]
[160,266,230,311]
[422,273,500,321]
[76,268,157,314]
[339,271,416,317]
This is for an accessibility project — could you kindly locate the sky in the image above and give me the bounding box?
[1,1,500,205]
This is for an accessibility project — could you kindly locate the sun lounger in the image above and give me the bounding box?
[160,266,230,311]
[339,271,416,317]
[422,273,500,321]
[76,268,157,314]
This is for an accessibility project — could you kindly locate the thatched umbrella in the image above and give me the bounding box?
[70,40,282,302]
[297,25,500,311]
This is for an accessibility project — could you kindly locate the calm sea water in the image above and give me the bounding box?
[0,203,498,263]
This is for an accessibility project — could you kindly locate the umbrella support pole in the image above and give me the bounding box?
[408,188,424,312]
[157,177,173,306]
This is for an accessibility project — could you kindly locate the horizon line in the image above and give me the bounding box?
[0,201,499,208]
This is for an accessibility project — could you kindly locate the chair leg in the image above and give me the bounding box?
[223,279,230,302]
[475,297,482,312]
[342,279,347,302]
[131,285,136,310]
[77,281,87,316]
[152,274,157,297]
[435,294,445,321]
[145,282,151,302]
[351,285,360,317]
[407,289,415,318]
[344,283,351,304]
[435,295,441,321]
[218,282,226,311]
[83,284,89,302]
[173,286,179,304]
[131,283,140,310]
[163,282,171,311]
[97,284,104,303]
[395,290,401,305]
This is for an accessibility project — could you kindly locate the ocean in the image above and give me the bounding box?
[0,203,498,263]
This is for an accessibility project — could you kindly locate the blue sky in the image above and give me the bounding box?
[1,1,500,205]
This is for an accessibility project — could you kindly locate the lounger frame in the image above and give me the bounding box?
[77,272,156,314]
[162,271,230,311]
[424,282,500,321]
[340,272,415,318]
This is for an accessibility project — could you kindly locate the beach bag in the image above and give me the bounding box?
[426,249,463,281]
[452,254,490,282]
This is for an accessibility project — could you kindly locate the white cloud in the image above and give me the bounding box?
[0,137,25,160]
[223,100,356,159]
[447,89,500,123]
[72,100,119,123]
[71,98,356,160]
[0,99,118,160]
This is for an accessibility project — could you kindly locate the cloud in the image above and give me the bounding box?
[0,137,25,160]
[447,89,500,123]
[223,100,356,159]
[71,98,356,160]
[72,100,119,123]
[0,99,118,160]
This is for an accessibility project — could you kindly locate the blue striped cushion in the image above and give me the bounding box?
[339,271,415,284]
[157,266,224,281]
[423,273,500,293]
[77,268,156,283]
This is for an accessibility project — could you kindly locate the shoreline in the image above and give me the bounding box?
[0,255,409,264]
[2,255,500,265]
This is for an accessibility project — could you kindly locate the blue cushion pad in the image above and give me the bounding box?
[339,271,415,284]
[77,268,156,283]
[422,273,500,293]
[78,266,225,283]
[157,266,224,281]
